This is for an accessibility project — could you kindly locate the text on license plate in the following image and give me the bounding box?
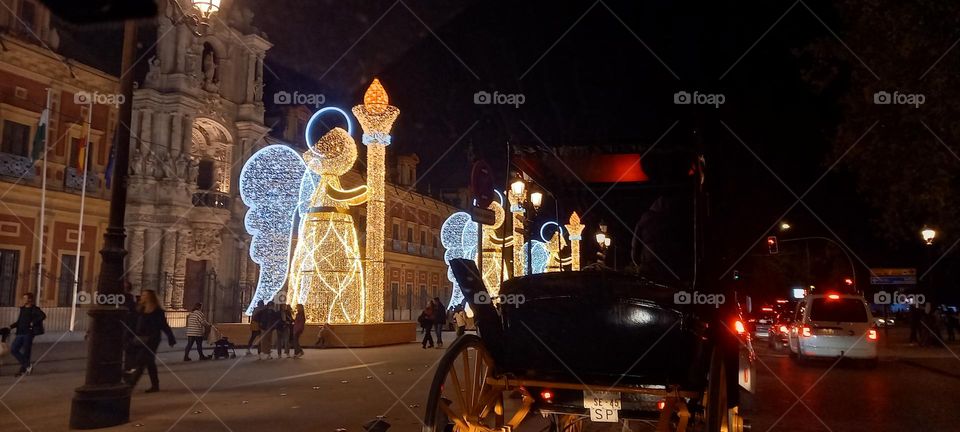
[582,391,621,422]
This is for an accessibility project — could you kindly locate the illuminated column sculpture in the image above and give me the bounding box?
[481,201,511,296]
[565,211,584,271]
[508,190,526,277]
[353,78,399,323]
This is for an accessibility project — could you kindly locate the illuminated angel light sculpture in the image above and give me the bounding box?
[480,201,511,296]
[353,78,399,323]
[564,211,585,271]
[241,107,369,323]
[544,229,571,272]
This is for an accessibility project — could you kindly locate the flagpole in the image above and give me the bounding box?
[70,103,93,332]
[36,88,51,303]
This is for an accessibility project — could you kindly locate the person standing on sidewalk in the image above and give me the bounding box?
[9,293,45,377]
[419,300,435,349]
[127,290,176,393]
[184,303,211,361]
[275,304,294,358]
[257,301,279,359]
[246,300,265,356]
[454,306,467,337]
[433,297,447,348]
[292,304,306,358]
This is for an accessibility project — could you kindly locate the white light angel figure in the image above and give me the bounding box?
[240,107,368,323]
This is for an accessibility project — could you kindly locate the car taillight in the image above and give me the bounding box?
[540,389,553,401]
[657,399,666,410]
[779,325,788,333]
[867,329,878,341]
[801,326,812,337]
[734,320,746,335]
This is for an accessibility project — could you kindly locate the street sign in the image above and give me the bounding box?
[869,268,917,285]
[470,205,495,225]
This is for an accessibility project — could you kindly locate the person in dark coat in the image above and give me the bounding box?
[433,297,447,348]
[292,304,306,358]
[419,300,435,349]
[9,292,46,377]
[246,300,265,356]
[126,290,176,393]
[257,301,279,359]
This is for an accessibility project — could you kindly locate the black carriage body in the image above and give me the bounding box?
[452,259,715,391]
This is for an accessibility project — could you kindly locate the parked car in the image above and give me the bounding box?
[788,293,878,367]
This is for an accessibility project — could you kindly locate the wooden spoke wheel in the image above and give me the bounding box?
[703,347,745,432]
[423,335,533,432]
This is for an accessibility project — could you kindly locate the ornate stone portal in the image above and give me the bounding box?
[124,3,272,318]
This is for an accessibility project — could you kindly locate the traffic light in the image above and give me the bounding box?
[733,270,741,281]
[767,236,779,254]
[843,277,854,287]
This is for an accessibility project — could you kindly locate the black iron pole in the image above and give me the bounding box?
[70,19,136,429]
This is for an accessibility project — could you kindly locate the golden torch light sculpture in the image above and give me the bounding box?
[565,211,585,271]
[353,78,399,323]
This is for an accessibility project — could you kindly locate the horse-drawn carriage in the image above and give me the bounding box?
[423,259,755,432]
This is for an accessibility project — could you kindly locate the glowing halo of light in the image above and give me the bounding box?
[305,106,354,151]
[540,221,563,242]
[494,189,505,207]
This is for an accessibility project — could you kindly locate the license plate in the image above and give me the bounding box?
[583,391,621,422]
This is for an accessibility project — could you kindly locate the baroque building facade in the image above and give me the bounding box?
[0,0,117,321]
[124,1,270,321]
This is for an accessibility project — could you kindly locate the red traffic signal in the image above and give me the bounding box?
[843,277,854,286]
[767,236,779,254]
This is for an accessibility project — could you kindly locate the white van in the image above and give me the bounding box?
[788,293,878,367]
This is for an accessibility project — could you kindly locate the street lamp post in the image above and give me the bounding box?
[596,222,610,266]
[921,226,937,299]
[70,2,218,428]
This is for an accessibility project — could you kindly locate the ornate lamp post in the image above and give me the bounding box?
[565,212,584,271]
[70,2,218,427]
[353,78,398,323]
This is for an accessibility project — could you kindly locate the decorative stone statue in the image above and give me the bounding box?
[202,47,218,91]
[129,147,143,175]
[143,151,157,179]
[187,157,200,184]
[146,55,161,86]
[175,153,189,179]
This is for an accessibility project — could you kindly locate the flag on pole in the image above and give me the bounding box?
[31,107,50,163]
[76,122,90,173]
[104,139,116,188]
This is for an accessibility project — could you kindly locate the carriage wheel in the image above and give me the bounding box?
[423,334,533,432]
[550,414,584,432]
[704,347,745,432]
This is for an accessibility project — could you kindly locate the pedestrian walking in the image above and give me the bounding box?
[245,300,265,356]
[257,301,279,359]
[126,290,176,393]
[419,300,435,349]
[909,304,922,344]
[433,297,447,348]
[454,306,467,337]
[292,304,306,358]
[184,303,211,361]
[9,293,45,377]
[276,304,293,358]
